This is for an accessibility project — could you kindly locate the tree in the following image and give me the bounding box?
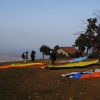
[74,9,100,58]
[75,34,88,47]
[93,9,100,23]
[74,18,98,56]
[40,45,51,59]
[74,33,88,54]
[85,18,100,58]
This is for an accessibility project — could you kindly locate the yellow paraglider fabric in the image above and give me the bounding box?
[0,63,47,69]
[43,60,98,69]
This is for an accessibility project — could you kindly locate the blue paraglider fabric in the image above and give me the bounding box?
[72,72,83,79]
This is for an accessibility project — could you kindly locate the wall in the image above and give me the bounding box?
[57,49,69,57]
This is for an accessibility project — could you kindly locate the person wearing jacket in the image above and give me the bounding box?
[30,50,36,61]
[49,51,57,65]
[21,51,28,63]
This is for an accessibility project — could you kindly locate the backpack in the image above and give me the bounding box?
[21,53,25,59]
[34,51,36,54]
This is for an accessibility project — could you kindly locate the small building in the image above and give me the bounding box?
[57,47,78,57]
[57,47,87,57]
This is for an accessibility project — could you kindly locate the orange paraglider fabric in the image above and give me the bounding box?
[0,65,10,69]
[80,72,100,79]
[0,63,47,69]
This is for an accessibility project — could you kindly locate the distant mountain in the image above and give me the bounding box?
[0,53,22,62]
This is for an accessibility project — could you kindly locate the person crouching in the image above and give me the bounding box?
[21,51,28,63]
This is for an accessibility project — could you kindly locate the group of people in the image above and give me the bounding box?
[21,50,36,63]
[21,50,57,64]
[21,47,100,65]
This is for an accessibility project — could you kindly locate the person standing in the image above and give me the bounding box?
[49,51,57,65]
[30,50,36,61]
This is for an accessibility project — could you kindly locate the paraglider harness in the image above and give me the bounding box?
[33,51,36,55]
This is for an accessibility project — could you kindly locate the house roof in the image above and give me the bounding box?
[60,47,87,55]
[60,47,78,54]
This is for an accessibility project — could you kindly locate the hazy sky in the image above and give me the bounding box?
[0,0,100,58]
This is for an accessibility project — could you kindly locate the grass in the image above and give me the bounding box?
[0,58,99,100]
[0,67,38,100]
[0,58,56,100]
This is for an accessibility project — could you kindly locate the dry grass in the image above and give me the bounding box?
[0,58,100,100]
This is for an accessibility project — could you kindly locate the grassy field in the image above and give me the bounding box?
[0,58,100,100]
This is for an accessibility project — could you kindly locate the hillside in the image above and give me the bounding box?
[0,60,100,100]
[0,53,22,62]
